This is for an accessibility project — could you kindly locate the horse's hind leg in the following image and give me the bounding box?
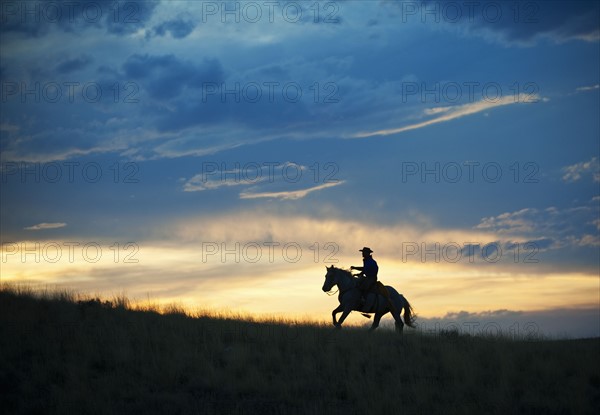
[390,303,404,334]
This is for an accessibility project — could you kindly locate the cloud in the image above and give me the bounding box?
[24,222,67,231]
[149,18,196,39]
[416,307,600,339]
[0,1,160,37]
[475,202,600,249]
[4,210,598,329]
[574,234,600,247]
[408,1,600,46]
[167,211,498,258]
[423,106,453,115]
[239,181,345,200]
[476,208,538,234]
[183,175,257,192]
[3,234,597,334]
[352,94,540,138]
[55,55,93,74]
[576,84,600,92]
[183,163,286,192]
[182,162,323,196]
[122,54,224,100]
[0,123,19,133]
[0,121,136,163]
[562,157,600,182]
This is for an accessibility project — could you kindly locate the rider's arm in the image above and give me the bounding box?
[350,266,364,271]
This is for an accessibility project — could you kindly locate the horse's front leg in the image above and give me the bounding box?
[334,306,353,329]
[369,312,383,332]
[331,304,343,326]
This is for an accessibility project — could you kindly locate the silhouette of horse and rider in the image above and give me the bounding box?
[322,247,415,333]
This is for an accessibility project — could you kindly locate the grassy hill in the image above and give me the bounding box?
[1,286,598,415]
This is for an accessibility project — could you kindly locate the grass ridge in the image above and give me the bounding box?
[1,284,598,414]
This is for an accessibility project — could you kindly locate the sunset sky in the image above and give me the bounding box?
[1,0,599,338]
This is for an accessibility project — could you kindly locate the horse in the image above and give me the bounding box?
[322,265,416,333]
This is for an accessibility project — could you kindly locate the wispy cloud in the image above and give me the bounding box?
[0,123,19,132]
[475,201,600,248]
[183,173,259,192]
[423,106,453,115]
[183,163,345,200]
[239,181,344,200]
[24,222,67,231]
[575,84,600,92]
[562,157,600,182]
[351,94,541,138]
[183,162,308,193]
[476,208,538,234]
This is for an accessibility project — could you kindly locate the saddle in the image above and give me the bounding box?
[359,282,398,314]
[369,281,392,298]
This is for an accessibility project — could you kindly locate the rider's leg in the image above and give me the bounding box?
[356,279,366,305]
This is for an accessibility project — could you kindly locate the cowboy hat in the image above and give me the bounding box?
[359,247,373,254]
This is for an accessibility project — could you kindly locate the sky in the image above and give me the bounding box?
[1,0,599,338]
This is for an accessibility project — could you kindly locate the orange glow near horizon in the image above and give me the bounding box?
[2,240,598,326]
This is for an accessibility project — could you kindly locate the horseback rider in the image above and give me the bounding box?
[351,247,378,303]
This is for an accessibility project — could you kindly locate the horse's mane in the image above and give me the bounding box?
[330,266,355,279]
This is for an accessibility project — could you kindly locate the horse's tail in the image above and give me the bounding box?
[403,297,416,328]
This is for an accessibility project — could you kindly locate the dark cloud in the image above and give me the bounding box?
[55,55,93,74]
[122,54,224,100]
[0,0,159,37]
[117,54,324,135]
[150,18,196,39]
[152,89,312,134]
[103,0,159,36]
[476,0,600,43]
[388,1,599,44]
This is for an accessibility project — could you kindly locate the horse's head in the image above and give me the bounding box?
[322,265,338,292]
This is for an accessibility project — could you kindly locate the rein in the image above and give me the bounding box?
[326,269,357,296]
[325,287,339,296]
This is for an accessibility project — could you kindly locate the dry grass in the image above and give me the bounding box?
[1,283,598,414]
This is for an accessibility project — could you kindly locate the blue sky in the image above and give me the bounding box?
[1,1,599,338]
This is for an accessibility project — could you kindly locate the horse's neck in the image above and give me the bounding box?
[337,271,356,291]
